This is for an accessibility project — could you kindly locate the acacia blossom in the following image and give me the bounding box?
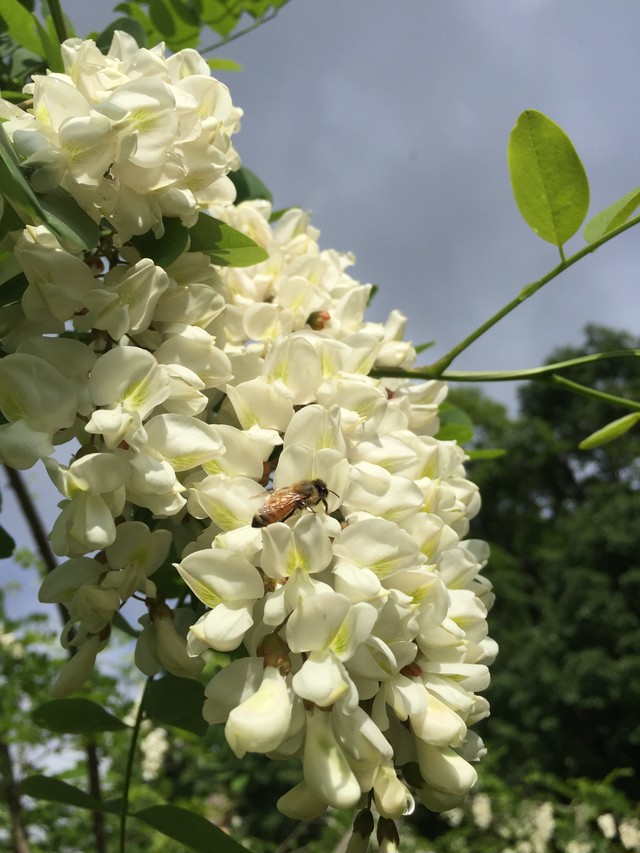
[0,31,496,841]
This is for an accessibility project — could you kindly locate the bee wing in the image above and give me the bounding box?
[262,487,303,511]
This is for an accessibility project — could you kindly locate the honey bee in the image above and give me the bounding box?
[251,479,338,528]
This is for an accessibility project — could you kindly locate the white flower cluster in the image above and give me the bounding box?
[0,31,241,240]
[0,33,495,827]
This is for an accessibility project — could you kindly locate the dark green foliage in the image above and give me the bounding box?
[451,325,640,796]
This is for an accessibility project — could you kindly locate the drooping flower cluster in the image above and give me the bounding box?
[0,32,496,830]
[0,31,241,240]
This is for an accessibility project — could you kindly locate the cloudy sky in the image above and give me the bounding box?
[5,1,640,610]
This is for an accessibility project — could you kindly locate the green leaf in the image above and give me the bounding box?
[0,250,21,285]
[33,15,62,72]
[583,186,640,244]
[188,213,268,267]
[144,674,208,736]
[135,804,252,853]
[578,412,640,450]
[200,0,242,36]
[415,340,436,354]
[435,402,475,444]
[21,775,104,811]
[508,110,590,247]
[32,698,129,734]
[465,447,508,461]
[0,127,99,250]
[207,57,243,72]
[113,2,159,46]
[229,167,272,204]
[96,18,147,51]
[147,0,200,49]
[37,188,100,251]
[0,272,27,307]
[0,0,46,59]
[0,123,46,224]
[0,196,24,239]
[268,208,290,223]
[130,217,190,267]
[0,524,16,557]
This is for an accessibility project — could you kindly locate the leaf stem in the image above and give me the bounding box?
[544,374,640,411]
[119,679,150,853]
[426,212,640,375]
[42,0,69,44]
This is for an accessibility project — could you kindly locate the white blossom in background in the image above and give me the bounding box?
[0,31,496,830]
[140,726,170,781]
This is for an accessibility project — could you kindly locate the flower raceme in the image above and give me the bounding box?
[0,31,496,829]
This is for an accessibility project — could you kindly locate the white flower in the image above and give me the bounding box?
[7,32,242,239]
[177,549,264,652]
[136,604,204,678]
[13,225,95,323]
[225,665,293,758]
[0,353,77,468]
[77,259,170,340]
[86,347,170,448]
[46,453,128,556]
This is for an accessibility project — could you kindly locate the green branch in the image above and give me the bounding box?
[119,679,150,853]
[371,349,640,382]
[426,212,640,375]
[42,0,69,44]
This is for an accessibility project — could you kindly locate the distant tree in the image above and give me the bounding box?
[450,325,640,795]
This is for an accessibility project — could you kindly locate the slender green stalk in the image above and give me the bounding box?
[42,0,69,44]
[545,374,640,411]
[370,349,640,382]
[119,679,150,853]
[426,212,640,375]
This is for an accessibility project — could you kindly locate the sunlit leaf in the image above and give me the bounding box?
[33,699,129,734]
[135,804,252,852]
[578,411,640,450]
[0,0,46,59]
[583,186,640,244]
[188,213,268,267]
[508,110,589,247]
[200,0,242,36]
[207,57,243,72]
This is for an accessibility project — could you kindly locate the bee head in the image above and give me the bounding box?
[313,479,339,500]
